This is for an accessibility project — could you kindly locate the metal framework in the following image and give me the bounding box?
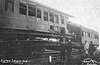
[0,27,75,65]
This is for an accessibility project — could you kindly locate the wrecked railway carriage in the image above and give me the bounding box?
[0,0,99,65]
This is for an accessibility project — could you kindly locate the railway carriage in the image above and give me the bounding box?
[0,0,99,65]
[0,0,74,65]
[67,21,99,47]
[81,27,99,46]
[0,0,73,34]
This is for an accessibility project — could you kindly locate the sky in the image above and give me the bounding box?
[31,0,100,43]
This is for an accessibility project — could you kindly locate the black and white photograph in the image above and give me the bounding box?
[0,0,100,65]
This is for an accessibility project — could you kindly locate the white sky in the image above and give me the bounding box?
[31,0,100,43]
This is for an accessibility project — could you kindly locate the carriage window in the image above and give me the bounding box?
[82,31,84,37]
[54,26,58,32]
[50,25,54,30]
[84,32,85,37]
[95,34,96,39]
[43,11,48,21]
[60,27,65,34]
[84,32,86,37]
[67,24,70,30]
[55,15,59,23]
[5,0,14,12]
[95,34,99,39]
[92,34,93,38]
[97,35,99,39]
[54,26,60,33]
[90,33,92,38]
[57,27,60,33]
[60,15,64,24]
[85,32,88,37]
[88,32,90,37]
[55,14,59,23]
[37,8,41,18]
[49,12,54,22]
[28,5,36,16]
[20,3,27,15]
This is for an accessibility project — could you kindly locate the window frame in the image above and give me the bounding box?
[49,12,54,22]
[88,32,90,37]
[60,27,65,34]
[82,30,84,37]
[37,8,42,18]
[19,2,27,15]
[43,10,48,21]
[60,15,64,24]
[85,32,87,37]
[55,14,59,23]
[54,26,60,33]
[50,25,54,31]
[5,0,14,12]
[28,5,36,17]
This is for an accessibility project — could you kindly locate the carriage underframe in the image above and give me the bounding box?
[0,27,82,65]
